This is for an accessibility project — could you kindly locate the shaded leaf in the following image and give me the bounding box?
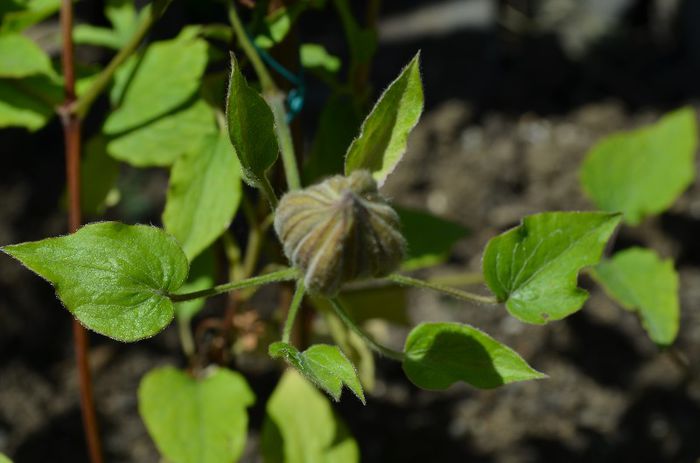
[396,206,469,270]
[104,34,208,134]
[580,107,697,225]
[592,247,679,346]
[0,0,60,33]
[139,366,254,463]
[303,93,362,184]
[225,55,278,188]
[163,131,242,261]
[344,52,423,185]
[261,370,359,463]
[0,76,60,130]
[80,136,120,216]
[2,222,189,341]
[483,211,621,324]
[269,342,365,403]
[403,322,545,390]
[107,99,217,167]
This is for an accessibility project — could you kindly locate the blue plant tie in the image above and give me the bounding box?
[246,30,306,123]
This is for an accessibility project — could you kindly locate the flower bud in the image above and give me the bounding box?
[274,170,406,295]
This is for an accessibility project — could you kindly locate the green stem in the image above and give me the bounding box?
[259,176,279,209]
[329,298,404,361]
[177,316,196,358]
[387,274,498,305]
[170,267,297,302]
[72,0,172,119]
[228,2,275,93]
[269,93,301,190]
[227,2,302,191]
[282,280,306,343]
[428,271,485,287]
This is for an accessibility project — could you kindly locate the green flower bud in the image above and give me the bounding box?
[274,170,406,295]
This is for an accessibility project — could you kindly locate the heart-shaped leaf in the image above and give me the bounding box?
[2,222,189,341]
[483,211,621,324]
[139,366,254,463]
[403,322,545,390]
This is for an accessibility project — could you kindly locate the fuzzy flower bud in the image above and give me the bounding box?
[274,170,406,295]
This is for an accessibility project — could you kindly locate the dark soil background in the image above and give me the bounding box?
[2,0,700,462]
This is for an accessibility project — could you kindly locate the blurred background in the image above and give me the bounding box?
[2,0,700,461]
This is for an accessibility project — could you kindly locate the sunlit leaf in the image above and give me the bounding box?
[483,211,621,324]
[104,34,208,134]
[0,33,54,78]
[261,370,359,463]
[592,247,679,346]
[344,52,423,186]
[269,342,365,403]
[163,131,242,261]
[2,222,189,341]
[580,107,697,225]
[139,366,254,463]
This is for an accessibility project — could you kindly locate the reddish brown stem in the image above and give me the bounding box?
[60,1,103,462]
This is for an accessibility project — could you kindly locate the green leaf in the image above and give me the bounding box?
[269,342,365,403]
[225,55,279,188]
[107,99,217,167]
[174,247,216,322]
[0,453,12,463]
[0,0,61,33]
[482,211,621,324]
[303,92,362,184]
[2,222,189,341]
[163,132,242,261]
[0,33,54,78]
[139,366,254,463]
[300,43,341,73]
[403,322,546,390]
[344,52,423,185]
[254,1,325,49]
[340,285,409,325]
[396,206,469,270]
[592,247,679,346]
[320,308,376,391]
[261,370,359,463]
[104,34,208,134]
[80,136,120,216]
[0,76,60,130]
[580,107,697,225]
[105,0,139,39]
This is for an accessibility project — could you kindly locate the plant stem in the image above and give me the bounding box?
[329,298,404,361]
[428,271,485,287]
[227,2,302,191]
[282,280,305,343]
[228,2,275,93]
[59,1,103,462]
[387,274,499,305]
[269,92,301,190]
[259,176,279,208]
[72,0,172,119]
[170,268,298,302]
[178,316,196,358]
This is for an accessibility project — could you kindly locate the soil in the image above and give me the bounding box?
[3,1,700,462]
